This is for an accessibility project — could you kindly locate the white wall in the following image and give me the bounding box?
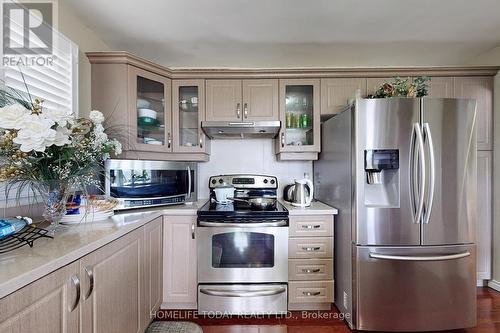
[58,1,111,116]
[197,140,312,199]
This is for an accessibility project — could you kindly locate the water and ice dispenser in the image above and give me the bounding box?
[364,149,400,207]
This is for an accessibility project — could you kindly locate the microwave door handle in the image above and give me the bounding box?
[186,165,192,199]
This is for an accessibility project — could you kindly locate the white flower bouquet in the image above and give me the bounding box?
[0,87,122,230]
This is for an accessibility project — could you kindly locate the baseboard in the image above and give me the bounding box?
[487,279,500,292]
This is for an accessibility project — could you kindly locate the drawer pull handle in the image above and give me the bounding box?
[302,268,321,273]
[303,291,321,296]
[302,246,321,251]
[84,266,94,300]
[302,225,321,229]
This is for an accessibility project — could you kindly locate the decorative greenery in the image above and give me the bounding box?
[0,83,122,205]
[369,76,431,98]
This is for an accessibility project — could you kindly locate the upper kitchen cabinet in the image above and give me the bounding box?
[276,79,321,160]
[129,66,172,153]
[425,77,454,98]
[206,79,279,121]
[172,80,210,155]
[454,76,493,150]
[87,52,209,161]
[320,78,366,118]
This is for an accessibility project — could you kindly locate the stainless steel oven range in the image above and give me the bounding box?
[197,174,289,315]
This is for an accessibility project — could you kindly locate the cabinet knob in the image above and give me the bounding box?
[191,223,195,239]
[199,133,203,149]
[244,103,248,118]
[167,132,171,148]
[281,132,285,148]
[236,103,241,118]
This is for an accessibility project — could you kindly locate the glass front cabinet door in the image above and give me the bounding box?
[172,80,209,155]
[129,66,172,152]
[276,79,321,158]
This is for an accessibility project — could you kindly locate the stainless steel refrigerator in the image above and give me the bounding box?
[314,98,477,331]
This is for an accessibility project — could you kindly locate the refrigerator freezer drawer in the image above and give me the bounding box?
[198,284,288,315]
[355,244,476,332]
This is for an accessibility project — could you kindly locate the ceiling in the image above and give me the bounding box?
[65,0,500,68]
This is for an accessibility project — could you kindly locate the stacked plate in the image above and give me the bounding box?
[61,195,119,225]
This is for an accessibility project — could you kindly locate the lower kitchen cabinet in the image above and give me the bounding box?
[0,261,80,333]
[0,217,163,333]
[288,214,334,310]
[80,227,148,333]
[162,215,197,309]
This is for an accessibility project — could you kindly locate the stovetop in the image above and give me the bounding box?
[197,199,289,221]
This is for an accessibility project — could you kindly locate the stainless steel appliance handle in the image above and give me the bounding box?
[236,103,241,118]
[198,220,288,228]
[302,225,321,229]
[186,165,192,199]
[83,266,94,300]
[302,246,321,251]
[409,122,417,221]
[423,123,435,224]
[69,275,80,312]
[302,268,321,273]
[200,287,286,297]
[369,251,471,261]
[414,123,426,224]
[191,223,195,239]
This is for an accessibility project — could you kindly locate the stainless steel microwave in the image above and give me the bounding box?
[105,159,197,210]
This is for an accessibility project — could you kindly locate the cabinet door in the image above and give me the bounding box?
[144,217,163,314]
[426,77,454,98]
[162,216,197,309]
[320,78,366,116]
[129,66,172,152]
[277,79,321,153]
[477,151,492,280]
[81,228,145,333]
[242,79,279,121]
[172,79,208,153]
[366,77,394,96]
[0,262,80,333]
[454,76,493,150]
[206,80,242,121]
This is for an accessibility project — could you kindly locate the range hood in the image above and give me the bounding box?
[201,121,281,139]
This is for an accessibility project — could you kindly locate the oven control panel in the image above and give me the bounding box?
[209,174,277,189]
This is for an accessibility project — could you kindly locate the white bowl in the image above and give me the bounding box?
[138,108,157,119]
[137,98,151,109]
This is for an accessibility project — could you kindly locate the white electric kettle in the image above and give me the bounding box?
[287,177,314,207]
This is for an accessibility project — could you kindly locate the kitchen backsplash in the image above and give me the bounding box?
[197,139,312,199]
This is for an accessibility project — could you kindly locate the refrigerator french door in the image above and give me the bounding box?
[314,97,477,331]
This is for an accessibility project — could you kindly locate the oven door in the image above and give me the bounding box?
[197,222,288,283]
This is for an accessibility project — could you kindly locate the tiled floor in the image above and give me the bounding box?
[156,287,500,332]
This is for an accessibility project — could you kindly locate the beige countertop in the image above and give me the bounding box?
[0,200,207,299]
[279,200,338,215]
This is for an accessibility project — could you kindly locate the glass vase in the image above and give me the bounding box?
[36,181,71,234]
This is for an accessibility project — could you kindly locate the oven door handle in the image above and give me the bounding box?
[200,287,286,298]
[198,220,288,228]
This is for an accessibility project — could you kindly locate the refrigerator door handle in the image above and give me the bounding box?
[410,123,426,224]
[423,123,435,224]
[369,251,470,261]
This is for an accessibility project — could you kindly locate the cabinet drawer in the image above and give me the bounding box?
[289,281,334,304]
[289,215,333,237]
[288,259,333,281]
[289,237,333,259]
